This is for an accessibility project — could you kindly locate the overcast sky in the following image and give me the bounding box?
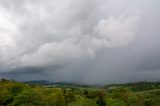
[0,0,160,84]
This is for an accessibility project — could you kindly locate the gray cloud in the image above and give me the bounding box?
[0,0,160,84]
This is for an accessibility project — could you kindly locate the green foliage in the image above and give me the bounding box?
[106,98,126,106]
[1,79,160,106]
[64,91,76,104]
[12,90,43,106]
[68,96,98,106]
[0,89,14,105]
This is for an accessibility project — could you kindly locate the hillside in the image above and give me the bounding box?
[1,79,160,106]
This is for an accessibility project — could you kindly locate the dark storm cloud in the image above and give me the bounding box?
[8,67,45,74]
[0,0,160,84]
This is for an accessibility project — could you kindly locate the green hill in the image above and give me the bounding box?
[1,79,160,106]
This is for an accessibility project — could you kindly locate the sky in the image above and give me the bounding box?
[0,0,160,84]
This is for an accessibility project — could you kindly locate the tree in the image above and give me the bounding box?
[96,90,106,106]
[64,91,76,104]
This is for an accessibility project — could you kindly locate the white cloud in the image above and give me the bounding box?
[95,14,139,48]
[0,0,140,70]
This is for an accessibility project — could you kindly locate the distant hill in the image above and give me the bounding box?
[23,80,52,85]
[22,80,90,87]
[22,80,160,91]
[106,81,160,87]
[105,81,160,92]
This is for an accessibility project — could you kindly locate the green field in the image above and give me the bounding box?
[1,79,160,106]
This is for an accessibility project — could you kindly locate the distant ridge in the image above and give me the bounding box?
[22,80,90,87]
[22,80,52,85]
[106,81,160,87]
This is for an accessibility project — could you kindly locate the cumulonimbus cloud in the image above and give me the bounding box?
[1,0,160,84]
[0,0,139,70]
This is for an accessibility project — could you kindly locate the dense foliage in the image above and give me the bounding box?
[1,79,160,106]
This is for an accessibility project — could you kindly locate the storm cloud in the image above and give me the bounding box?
[0,0,160,84]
